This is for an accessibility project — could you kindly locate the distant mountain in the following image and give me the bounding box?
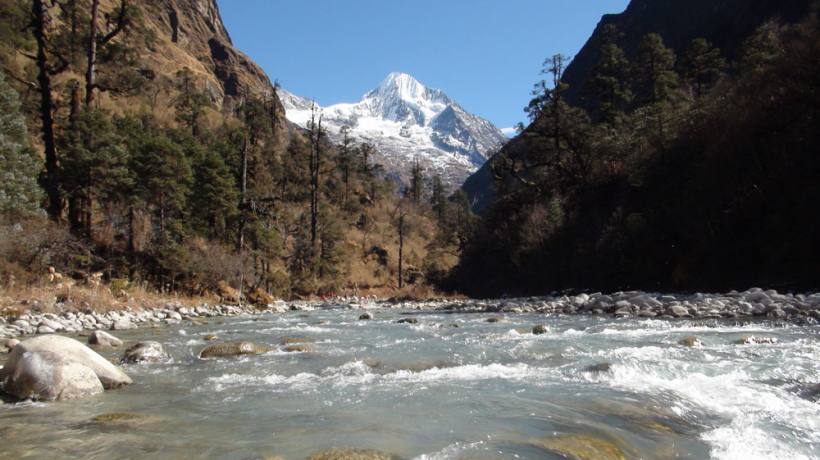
[280,73,507,186]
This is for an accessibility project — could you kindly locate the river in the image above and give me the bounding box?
[1,306,818,459]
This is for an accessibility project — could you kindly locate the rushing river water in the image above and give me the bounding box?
[1,307,818,460]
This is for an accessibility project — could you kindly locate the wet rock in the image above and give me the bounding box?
[532,325,548,335]
[305,448,400,460]
[281,337,313,345]
[111,319,136,331]
[203,334,218,341]
[121,341,170,364]
[199,341,270,359]
[1,335,131,389]
[89,412,154,427]
[1,351,104,401]
[735,336,779,345]
[678,336,702,347]
[449,323,461,328]
[283,344,313,353]
[667,305,690,318]
[533,434,627,460]
[486,317,502,323]
[88,330,123,348]
[396,318,418,324]
[358,312,374,320]
[584,363,613,374]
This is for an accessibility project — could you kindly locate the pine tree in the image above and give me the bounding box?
[173,67,209,137]
[0,73,43,217]
[408,157,424,205]
[60,107,132,237]
[190,143,238,239]
[681,38,725,98]
[587,25,632,123]
[430,173,448,225]
[130,133,192,243]
[634,33,678,105]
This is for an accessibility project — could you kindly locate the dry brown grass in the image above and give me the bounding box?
[0,280,217,317]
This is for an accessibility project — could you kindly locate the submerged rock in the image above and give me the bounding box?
[735,336,779,345]
[88,330,123,348]
[305,448,400,460]
[533,434,627,460]
[199,341,270,359]
[203,334,219,341]
[396,318,418,324]
[532,325,548,335]
[1,335,131,389]
[486,317,502,323]
[283,344,313,353]
[121,341,170,364]
[359,312,374,320]
[1,350,104,401]
[281,337,313,345]
[584,363,613,374]
[678,336,702,347]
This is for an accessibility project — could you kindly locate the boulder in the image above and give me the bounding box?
[283,344,312,353]
[533,434,627,460]
[199,341,270,359]
[584,363,613,374]
[1,335,131,389]
[121,341,170,364]
[305,448,400,460]
[532,325,548,335]
[358,312,374,320]
[1,351,104,401]
[678,336,702,347]
[88,330,124,348]
[485,317,502,323]
[666,305,690,318]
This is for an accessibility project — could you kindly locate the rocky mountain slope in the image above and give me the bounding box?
[463,0,815,211]
[281,73,507,186]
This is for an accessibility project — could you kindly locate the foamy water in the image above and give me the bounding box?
[1,308,818,459]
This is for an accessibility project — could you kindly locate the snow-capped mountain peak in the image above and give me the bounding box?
[280,72,507,185]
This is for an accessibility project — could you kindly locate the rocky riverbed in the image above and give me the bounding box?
[2,288,818,344]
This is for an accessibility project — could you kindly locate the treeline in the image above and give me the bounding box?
[0,0,465,299]
[453,13,820,296]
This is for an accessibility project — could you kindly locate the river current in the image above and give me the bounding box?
[1,306,818,459]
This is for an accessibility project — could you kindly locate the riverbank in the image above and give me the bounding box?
[1,287,818,344]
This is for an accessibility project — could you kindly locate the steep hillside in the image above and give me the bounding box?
[464,0,815,211]
[562,0,813,106]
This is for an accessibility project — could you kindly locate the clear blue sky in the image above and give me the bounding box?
[217,0,629,131]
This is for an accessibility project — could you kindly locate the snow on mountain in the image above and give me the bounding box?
[280,72,507,186]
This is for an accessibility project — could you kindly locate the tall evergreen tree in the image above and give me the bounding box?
[587,25,632,123]
[634,33,678,105]
[681,38,726,98]
[408,157,424,205]
[173,67,209,137]
[0,73,43,217]
[430,173,448,225]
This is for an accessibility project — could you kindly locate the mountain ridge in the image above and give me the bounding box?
[280,72,507,186]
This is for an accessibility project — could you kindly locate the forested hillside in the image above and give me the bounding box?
[453,7,820,296]
[0,0,464,302]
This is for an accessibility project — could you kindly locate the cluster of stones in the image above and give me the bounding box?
[0,302,296,341]
[428,288,820,324]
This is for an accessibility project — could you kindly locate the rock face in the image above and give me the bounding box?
[199,341,270,359]
[1,351,104,401]
[121,342,170,364]
[1,335,132,389]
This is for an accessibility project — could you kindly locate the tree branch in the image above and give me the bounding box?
[100,0,129,46]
